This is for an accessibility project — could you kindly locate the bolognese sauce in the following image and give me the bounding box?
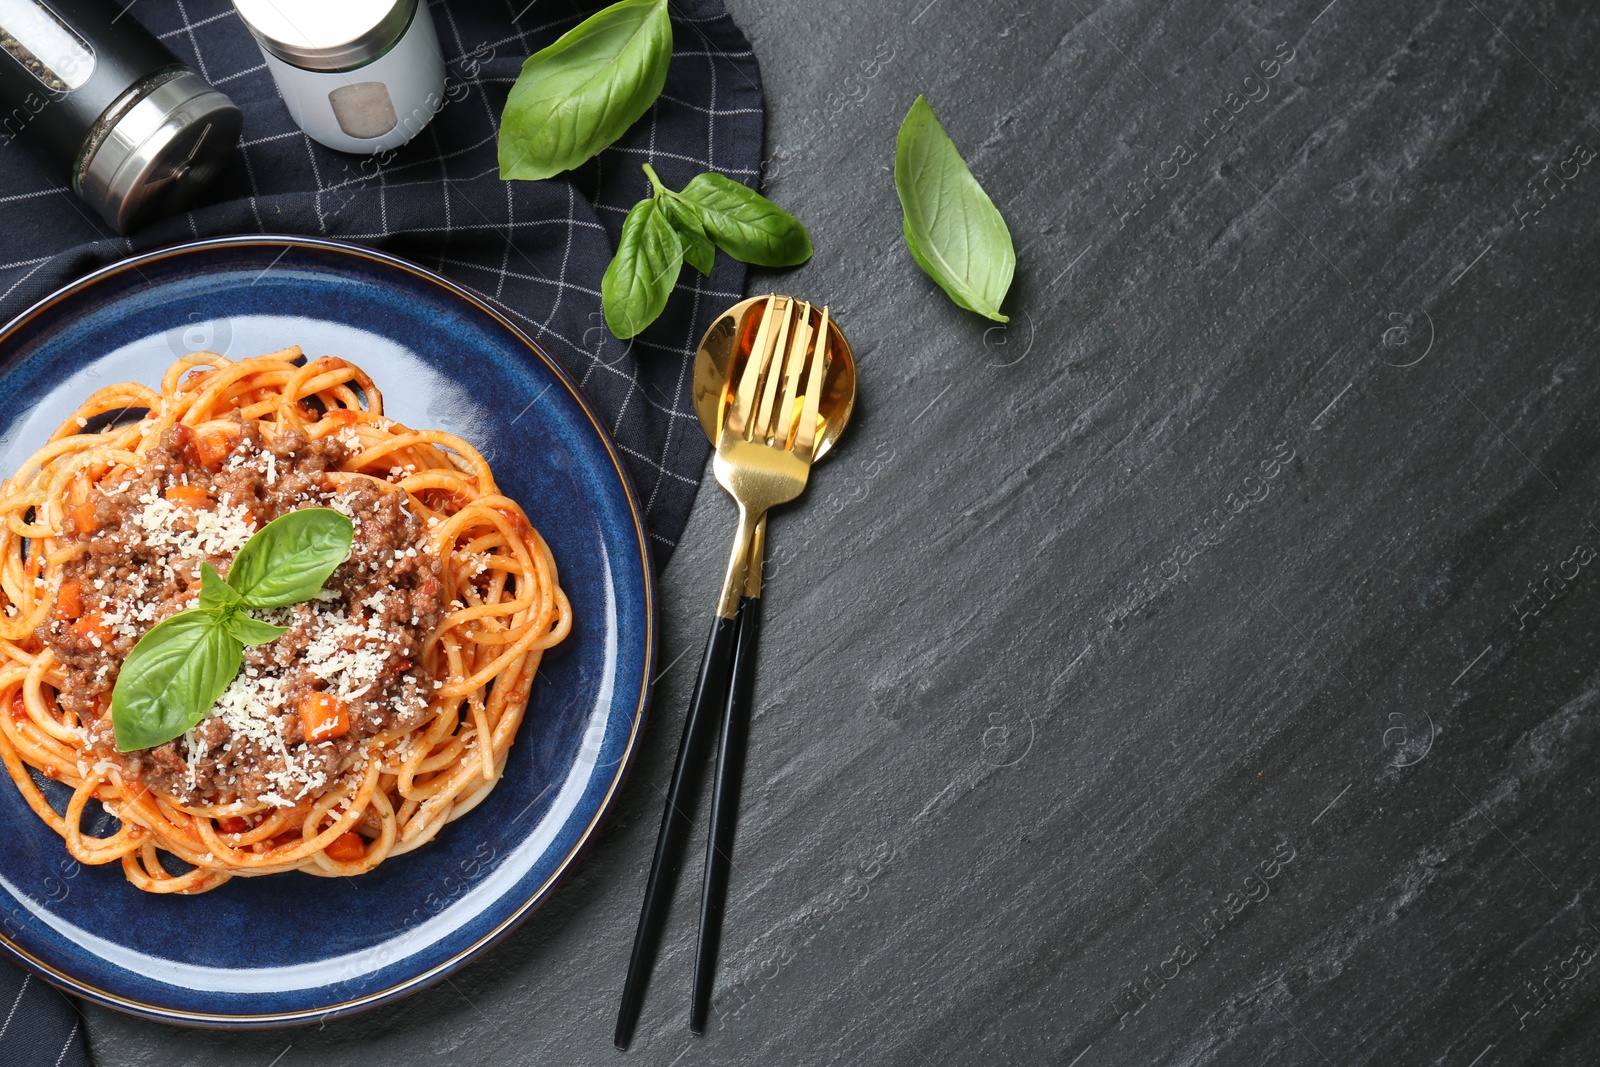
[39,418,446,807]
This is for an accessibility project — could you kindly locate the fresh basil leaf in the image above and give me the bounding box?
[199,561,240,612]
[603,197,684,338]
[497,0,672,182]
[677,172,813,267]
[112,609,240,752]
[226,508,354,609]
[893,95,1015,322]
[677,225,716,276]
[660,196,716,275]
[223,611,289,647]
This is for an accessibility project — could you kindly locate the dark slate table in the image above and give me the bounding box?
[85,0,1600,1063]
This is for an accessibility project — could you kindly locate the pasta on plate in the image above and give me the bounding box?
[0,349,570,893]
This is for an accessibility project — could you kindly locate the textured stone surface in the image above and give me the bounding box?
[86,0,1600,1063]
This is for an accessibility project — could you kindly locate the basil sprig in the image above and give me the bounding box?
[498,0,673,182]
[111,508,353,753]
[894,95,1016,322]
[603,164,813,338]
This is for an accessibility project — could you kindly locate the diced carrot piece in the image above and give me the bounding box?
[68,503,96,534]
[192,430,234,471]
[164,484,210,508]
[324,831,366,863]
[54,579,84,620]
[216,816,251,834]
[298,693,350,742]
[68,612,108,644]
[323,408,360,427]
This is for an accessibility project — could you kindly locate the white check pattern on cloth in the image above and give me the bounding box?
[0,0,766,562]
[0,968,89,1067]
[0,5,764,1060]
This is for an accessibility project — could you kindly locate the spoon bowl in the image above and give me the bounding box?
[693,295,857,459]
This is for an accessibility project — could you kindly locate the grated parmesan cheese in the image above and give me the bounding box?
[301,608,402,702]
[182,728,209,792]
[131,486,256,560]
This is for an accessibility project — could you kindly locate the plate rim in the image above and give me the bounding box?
[0,234,658,1028]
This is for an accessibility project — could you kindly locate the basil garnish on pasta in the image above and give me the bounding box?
[110,508,353,752]
[225,509,355,608]
[110,611,242,755]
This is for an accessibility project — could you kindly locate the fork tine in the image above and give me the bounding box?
[795,305,830,459]
[777,304,815,450]
[728,295,780,438]
[752,298,796,443]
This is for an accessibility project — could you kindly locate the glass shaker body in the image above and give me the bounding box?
[234,0,446,155]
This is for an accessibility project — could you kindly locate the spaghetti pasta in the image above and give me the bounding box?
[0,348,570,894]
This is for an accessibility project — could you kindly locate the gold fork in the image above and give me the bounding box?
[710,295,827,618]
[615,295,829,1048]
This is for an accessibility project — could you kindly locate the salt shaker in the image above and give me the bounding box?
[0,0,242,233]
[232,0,446,155]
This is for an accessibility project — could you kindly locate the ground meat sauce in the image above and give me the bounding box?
[39,419,446,807]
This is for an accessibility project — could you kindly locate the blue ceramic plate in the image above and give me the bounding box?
[0,237,655,1027]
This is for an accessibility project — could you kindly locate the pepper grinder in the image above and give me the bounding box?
[0,0,242,233]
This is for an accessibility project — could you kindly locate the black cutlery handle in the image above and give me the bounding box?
[614,614,740,1050]
[689,595,762,1034]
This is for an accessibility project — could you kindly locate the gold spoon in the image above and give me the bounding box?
[692,294,857,598]
[613,297,857,1050]
[685,296,855,1034]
